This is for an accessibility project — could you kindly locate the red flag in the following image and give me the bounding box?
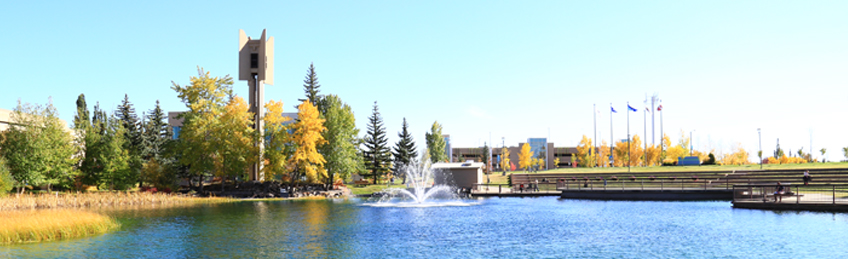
[657,104,663,111]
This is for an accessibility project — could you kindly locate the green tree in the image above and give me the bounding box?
[97,116,135,190]
[115,94,144,186]
[362,101,392,184]
[171,68,233,192]
[425,121,448,163]
[820,148,827,162]
[319,95,364,186]
[141,100,172,161]
[73,94,89,129]
[480,143,490,174]
[0,156,14,197]
[0,99,76,193]
[215,96,258,189]
[843,147,848,161]
[299,62,321,104]
[392,118,417,184]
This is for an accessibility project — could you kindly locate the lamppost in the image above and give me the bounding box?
[758,128,762,170]
[689,130,695,156]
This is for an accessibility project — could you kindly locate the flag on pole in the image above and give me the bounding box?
[657,104,663,111]
[611,106,617,113]
[628,104,637,112]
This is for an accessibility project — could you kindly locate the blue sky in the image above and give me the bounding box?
[2,1,847,161]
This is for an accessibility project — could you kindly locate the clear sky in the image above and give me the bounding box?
[2,1,847,162]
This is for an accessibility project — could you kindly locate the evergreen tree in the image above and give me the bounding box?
[115,94,143,152]
[319,95,364,187]
[425,121,448,163]
[480,143,490,174]
[98,115,135,190]
[141,100,171,161]
[140,100,176,188]
[299,63,321,104]
[73,94,89,129]
[115,94,143,186]
[392,118,417,184]
[362,101,392,184]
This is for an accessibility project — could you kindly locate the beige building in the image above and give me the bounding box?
[0,108,72,133]
[0,108,12,132]
[451,141,579,171]
[431,162,484,189]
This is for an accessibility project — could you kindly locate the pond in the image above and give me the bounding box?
[2,197,847,258]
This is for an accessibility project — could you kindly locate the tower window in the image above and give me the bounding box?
[250,53,259,68]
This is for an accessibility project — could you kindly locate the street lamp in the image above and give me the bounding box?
[758,128,762,170]
[690,130,695,156]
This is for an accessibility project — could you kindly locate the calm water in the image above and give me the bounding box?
[3,197,848,258]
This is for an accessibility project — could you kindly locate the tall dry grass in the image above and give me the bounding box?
[0,209,120,244]
[0,192,229,211]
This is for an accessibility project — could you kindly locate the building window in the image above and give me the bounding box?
[172,126,181,140]
[250,53,259,68]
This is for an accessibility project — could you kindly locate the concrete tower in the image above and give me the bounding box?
[239,29,274,181]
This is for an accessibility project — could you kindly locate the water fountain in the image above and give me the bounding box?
[361,161,477,207]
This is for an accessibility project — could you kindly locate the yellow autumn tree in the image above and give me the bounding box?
[663,132,690,165]
[553,157,560,169]
[613,140,628,167]
[289,100,328,183]
[597,140,610,167]
[575,135,596,167]
[262,100,292,181]
[215,96,259,187]
[629,135,644,167]
[518,143,533,171]
[645,144,662,166]
[720,144,751,165]
[500,147,511,172]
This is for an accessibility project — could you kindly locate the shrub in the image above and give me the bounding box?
[0,157,14,197]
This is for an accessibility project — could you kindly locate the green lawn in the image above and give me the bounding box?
[349,184,407,195]
[484,162,848,184]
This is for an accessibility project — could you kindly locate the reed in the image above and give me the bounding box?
[0,209,120,244]
[0,192,232,211]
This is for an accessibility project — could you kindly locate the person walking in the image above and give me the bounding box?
[803,171,811,185]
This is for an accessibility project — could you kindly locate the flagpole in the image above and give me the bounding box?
[660,101,664,163]
[593,104,597,167]
[610,103,613,168]
[644,106,647,167]
[627,102,631,173]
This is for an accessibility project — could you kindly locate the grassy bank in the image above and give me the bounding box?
[485,162,848,184]
[0,209,120,244]
[0,192,231,211]
[349,184,407,195]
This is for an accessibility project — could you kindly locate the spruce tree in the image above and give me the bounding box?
[116,94,142,151]
[299,62,321,104]
[362,101,391,184]
[142,100,171,161]
[115,94,143,186]
[73,94,89,129]
[392,118,417,184]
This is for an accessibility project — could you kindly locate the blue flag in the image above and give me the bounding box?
[628,104,637,112]
[611,106,617,113]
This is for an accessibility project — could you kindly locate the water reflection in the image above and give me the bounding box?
[3,198,848,258]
